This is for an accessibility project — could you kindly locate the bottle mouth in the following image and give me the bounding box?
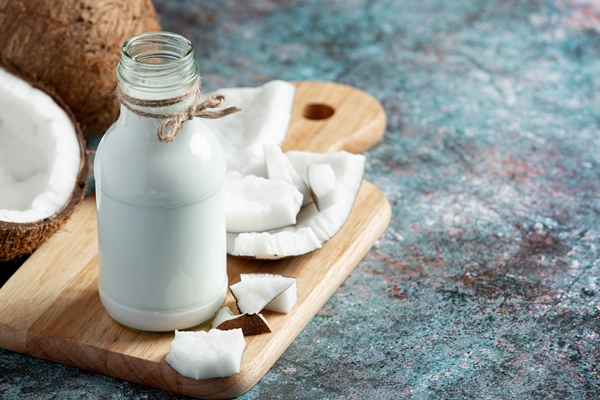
[117,31,199,90]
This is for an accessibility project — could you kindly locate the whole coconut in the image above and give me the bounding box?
[0,0,161,137]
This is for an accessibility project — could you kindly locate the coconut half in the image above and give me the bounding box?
[227,149,365,259]
[0,67,89,261]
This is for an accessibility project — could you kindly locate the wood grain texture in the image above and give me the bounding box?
[0,81,390,399]
[284,81,386,153]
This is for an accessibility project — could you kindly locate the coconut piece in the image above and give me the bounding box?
[205,80,296,172]
[227,227,322,260]
[230,275,296,314]
[240,156,268,178]
[285,151,365,243]
[227,151,365,259]
[165,329,246,380]
[226,170,244,181]
[211,307,271,336]
[0,67,89,261]
[263,144,312,206]
[226,175,303,233]
[240,274,298,313]
[216,314,271,336]
[307,163,338,211]
[211,306,238,330]
[263,144,291,182]
[0,0,160,137]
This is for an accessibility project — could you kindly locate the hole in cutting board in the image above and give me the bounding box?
[303,103,335,120]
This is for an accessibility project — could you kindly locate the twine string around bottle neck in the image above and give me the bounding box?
[115,78,241,143]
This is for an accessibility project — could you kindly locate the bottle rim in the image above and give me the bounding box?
[117,31,199,90]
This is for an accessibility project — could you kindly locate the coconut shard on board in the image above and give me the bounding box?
[0,0,160,261]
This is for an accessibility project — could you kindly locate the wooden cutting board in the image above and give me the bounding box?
[0,81,391,399]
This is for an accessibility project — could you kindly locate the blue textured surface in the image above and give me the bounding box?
[2,0,600,398]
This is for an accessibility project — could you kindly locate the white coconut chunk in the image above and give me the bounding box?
[263,144,292,182]
[212,306,237,330]
[227,227,322,259]
[225,175,303,233]
[307,163,338,211]
[226,170,244,180]
[294,203,352,243]
[240,274,297,313]
[0,68,81,223]
[266,281,297,313]
[227,151,365,259]
[204,80,295,172]
[164,329,246,380]
[230,275,296,314]
[240,155,268,178]
[263,143,312,206]
[286,151,365,242]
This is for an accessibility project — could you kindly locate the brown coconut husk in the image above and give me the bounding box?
[215,313,272,336]
[0,0,161,137]
[0,65,90,262]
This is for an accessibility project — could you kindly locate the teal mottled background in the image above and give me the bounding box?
[2,0,600,398]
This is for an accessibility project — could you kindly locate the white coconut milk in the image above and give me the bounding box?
[94,32,227,332]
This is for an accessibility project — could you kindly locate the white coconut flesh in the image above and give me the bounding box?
[205,80,295,172]
[307,163,338,211]
[227,227,321,260]
[165,328,246,380]
[263,143,312,206]
[225,175,303,233]
[240,155,268,178]
[0,68,81,223]
[230,274,296,314]
[240,273,298,313]
[211,306,239,329]
[226,149,365,259]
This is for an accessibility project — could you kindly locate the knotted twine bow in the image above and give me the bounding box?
[115,78,241,143]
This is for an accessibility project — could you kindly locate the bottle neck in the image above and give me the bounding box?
[118,82,198,117]
[114,31,201,137]
[116,31,199,115]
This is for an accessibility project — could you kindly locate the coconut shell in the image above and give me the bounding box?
[0,0,161,137]
[215,313,272,336]
[0,65,90,262]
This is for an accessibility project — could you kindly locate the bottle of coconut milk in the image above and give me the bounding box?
[94,32,228,332]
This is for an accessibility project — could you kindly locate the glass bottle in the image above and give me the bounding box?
[94,32,227,332]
